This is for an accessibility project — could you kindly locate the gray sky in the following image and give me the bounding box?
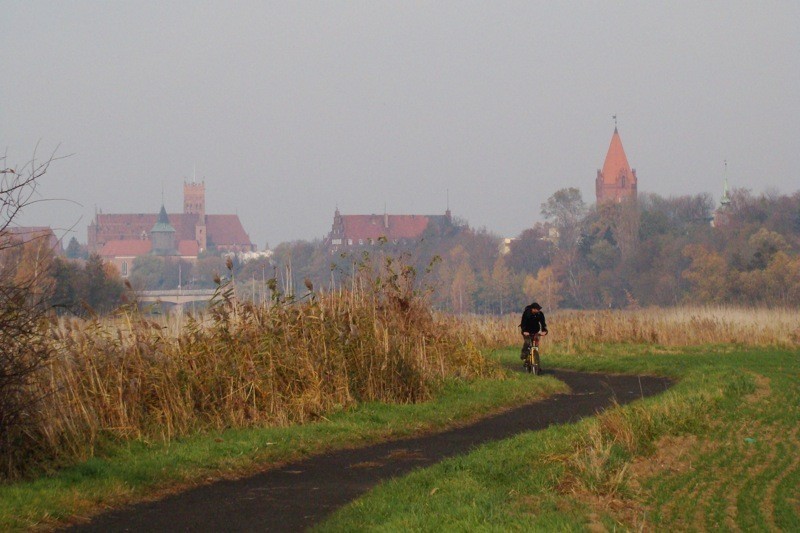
[3,1,799,248]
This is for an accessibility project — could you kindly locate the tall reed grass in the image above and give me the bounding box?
[10,259,498,479]
[475,306,800,352]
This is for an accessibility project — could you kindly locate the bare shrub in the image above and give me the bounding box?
[0,151,58,478]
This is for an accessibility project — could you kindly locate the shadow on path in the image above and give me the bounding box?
[66,369,672,532]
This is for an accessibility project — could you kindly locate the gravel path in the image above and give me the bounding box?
[66,368,672,532]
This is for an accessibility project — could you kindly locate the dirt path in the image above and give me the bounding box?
[65,369,672,532]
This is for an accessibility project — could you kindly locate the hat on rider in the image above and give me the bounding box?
[530,302,542,310]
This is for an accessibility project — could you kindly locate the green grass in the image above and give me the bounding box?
[318,344,800,531]
[0,359,566,531]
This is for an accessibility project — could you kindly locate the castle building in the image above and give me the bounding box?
[96,204,201,278]
[88,180,255,255]
[596,127,638,204]
[327,208,453,253]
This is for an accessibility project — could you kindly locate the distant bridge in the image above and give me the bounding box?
[135,289,218,315]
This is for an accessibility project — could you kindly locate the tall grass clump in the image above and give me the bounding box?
[6,255,496,479]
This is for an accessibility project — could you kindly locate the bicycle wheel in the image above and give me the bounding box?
[533,348,541,375]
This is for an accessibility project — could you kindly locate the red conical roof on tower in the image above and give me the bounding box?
[595,126,638,204]
[601,128,633,185]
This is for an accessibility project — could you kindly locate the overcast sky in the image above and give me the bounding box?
[3,2,799,248]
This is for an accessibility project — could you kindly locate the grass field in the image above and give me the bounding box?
[0,370,565,530]
[318,344,800,531]
[3,306,798,530]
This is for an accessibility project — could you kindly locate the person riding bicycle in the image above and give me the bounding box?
[519,301,547,359]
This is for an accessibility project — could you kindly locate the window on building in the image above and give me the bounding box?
[121,261,128,277]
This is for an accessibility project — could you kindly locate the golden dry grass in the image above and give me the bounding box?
[474,306,800,352]
[11,262,500,478]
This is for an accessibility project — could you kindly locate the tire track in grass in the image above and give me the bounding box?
[762,426,799,530]
[64,369,672,533]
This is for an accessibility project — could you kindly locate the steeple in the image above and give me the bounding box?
[596,126,638,204]
[600,130,633,185]
[720,161,731,207]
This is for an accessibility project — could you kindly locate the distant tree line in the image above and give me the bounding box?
[264,188,800,312]
[11,188,798,317]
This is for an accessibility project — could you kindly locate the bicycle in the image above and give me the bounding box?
[522,331,546,375]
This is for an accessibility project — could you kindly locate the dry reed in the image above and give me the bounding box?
[11,260,498,478]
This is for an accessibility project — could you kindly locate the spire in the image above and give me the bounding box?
[151,204,175,233]
[720,160,731,207]
[600,128,633,185]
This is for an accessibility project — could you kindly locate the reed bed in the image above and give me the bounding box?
[469,306,800,352]
[11,263,498,478]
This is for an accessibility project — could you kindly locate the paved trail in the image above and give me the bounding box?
[66,369,672,532]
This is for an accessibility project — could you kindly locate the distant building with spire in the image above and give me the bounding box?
[88,179,254,256]
[596,126,638,204]
[90,178,255,277]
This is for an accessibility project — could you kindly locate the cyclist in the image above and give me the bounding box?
[519,301,547,360]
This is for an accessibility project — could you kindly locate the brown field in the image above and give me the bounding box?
[465,306,800,351]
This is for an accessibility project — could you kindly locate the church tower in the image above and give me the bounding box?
[596,127,638,204]
[151,205,176,255]
[184,180,207,252]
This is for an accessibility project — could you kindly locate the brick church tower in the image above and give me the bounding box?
[596,127,638,204]
[184,180,207,252]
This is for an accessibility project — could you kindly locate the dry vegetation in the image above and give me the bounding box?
[475,306,800,351]
[8,259,499,479]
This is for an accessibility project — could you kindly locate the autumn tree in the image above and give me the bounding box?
[681,244,730,303]
[541,187,586,249]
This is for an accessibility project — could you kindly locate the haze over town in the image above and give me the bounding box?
[3,2,799,249]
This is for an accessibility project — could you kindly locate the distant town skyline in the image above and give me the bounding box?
[3,2,798,248]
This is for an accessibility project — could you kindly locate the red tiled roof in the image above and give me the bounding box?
[92,213,253,247]
[600,129,634,184]
[206,215,252,247]
[341,215,433,241]
[98,240,152,257]
[98,239,199,258]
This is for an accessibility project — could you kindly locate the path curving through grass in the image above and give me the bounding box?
[65,369,672,532]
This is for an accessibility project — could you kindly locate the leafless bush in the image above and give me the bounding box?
[0,149,59,478]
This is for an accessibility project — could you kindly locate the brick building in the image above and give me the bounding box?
[327,208,453,253]
[596,127,638,204]
[88,181,255,255]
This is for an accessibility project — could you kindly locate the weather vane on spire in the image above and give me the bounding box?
[612,114,618,129]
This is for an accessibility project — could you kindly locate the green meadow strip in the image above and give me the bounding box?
[0,369,565,531]
[318,345,800,532]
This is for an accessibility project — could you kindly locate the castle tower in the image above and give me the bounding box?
[596,127,638,204]
[184,180,207,252]
[151,205,176,255]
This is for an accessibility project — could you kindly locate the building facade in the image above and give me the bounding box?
[327,208,453,253]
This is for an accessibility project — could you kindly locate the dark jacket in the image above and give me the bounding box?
[520,305,547,335]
